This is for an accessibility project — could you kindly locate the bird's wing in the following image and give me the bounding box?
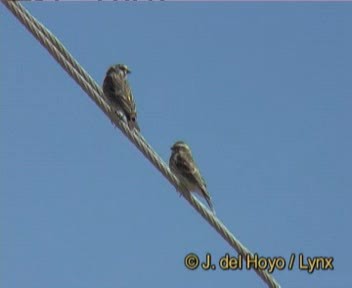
[175,152,215,213]
[117,75,136,115]
[176,153,206,190]
[103,73,121,97]
[175,152,197,177]
[103,73,136,115]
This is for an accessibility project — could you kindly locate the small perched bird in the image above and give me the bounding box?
[103,64,140,131]
[169,141,215,214]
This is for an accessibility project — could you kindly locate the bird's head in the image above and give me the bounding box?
[171,141,191,154]
[116,64,131,76]
[106,64,131,78]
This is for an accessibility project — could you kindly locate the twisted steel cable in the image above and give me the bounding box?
[2,1,280,287]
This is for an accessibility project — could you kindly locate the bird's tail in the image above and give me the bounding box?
[201,188,216,215]
[128,119,140,132]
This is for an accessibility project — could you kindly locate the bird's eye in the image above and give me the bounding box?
[131,117,136,122]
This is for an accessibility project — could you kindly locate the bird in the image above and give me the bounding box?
[169,141,215,214]
[103,64,140,131]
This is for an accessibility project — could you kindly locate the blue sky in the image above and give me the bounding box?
[1,2,351,288]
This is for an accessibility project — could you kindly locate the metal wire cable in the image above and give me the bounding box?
[2,1,280,287]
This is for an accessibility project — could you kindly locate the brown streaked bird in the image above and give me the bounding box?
[103,64,140,131]
[169,141,215,214]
